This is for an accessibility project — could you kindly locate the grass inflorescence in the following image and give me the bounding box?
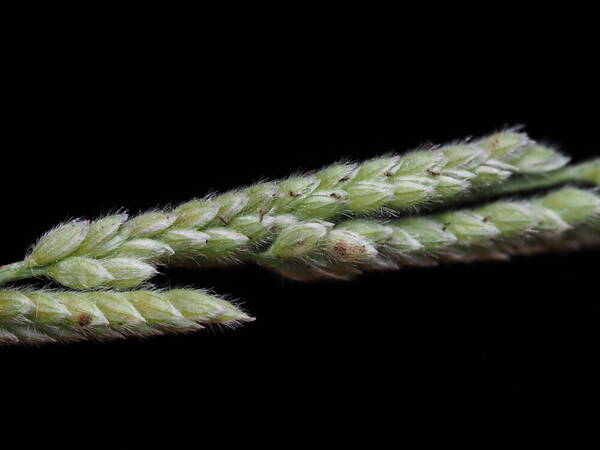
[0,129,597,345]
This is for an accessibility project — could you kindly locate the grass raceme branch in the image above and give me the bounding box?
[0,288,253,345]
[255,188,600,280]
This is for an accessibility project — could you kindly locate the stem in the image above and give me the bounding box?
[0,261,47,284]
[478,161,599,197]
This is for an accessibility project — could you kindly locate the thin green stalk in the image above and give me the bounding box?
[477,159,599,197]
[0,262,47,284]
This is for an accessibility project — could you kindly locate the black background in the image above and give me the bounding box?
[1,44,598,433]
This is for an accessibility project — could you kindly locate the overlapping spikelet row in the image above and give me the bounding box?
[0,289,253,344]
[257,187,600,280]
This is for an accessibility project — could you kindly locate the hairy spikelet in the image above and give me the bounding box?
[0,131,574,289]
[0,288,254,345]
